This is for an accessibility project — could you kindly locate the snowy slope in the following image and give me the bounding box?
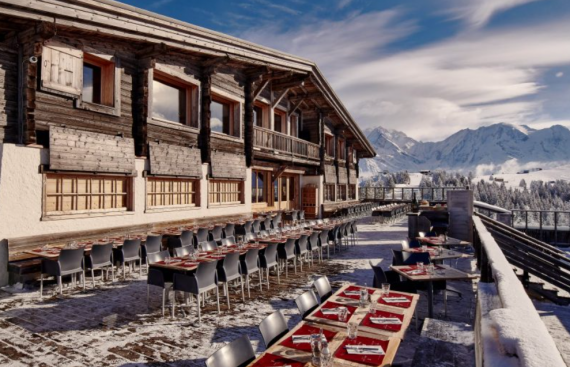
[473,164,570,189]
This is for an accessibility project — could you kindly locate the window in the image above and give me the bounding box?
[324,184,336,202]
[211,96,240,138]
[45,174,130,215]
[253,102,269,128]
[338,185,347,201]
[83,54,115,107]
[325,135,335,157]
[274,110,287,133]
[290,113,299,137]
[348,146,354,164]
[338,139,346,160]
[348,185,356,200]
[252,170,269,204]
[209,180,244,205]
[147,178,199,208]
[151,71,197,127]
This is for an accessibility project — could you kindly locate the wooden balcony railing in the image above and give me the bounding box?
[253,126,320,160]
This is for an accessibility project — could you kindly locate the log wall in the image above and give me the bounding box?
[0,45,18,143]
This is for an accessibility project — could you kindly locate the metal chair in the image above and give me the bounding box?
[147,251,172,317]
[196,228,211,243]
[313,276,332,303]
[295,290,319,319]
[200,240,218,252]
[273,213,282,229]
[242,220,253,235]
[217,251,244,309]
[278,238,297,277]
[172,260,220,323]
[259,311,289,348]
[211,225,224,243]
[308,232,321,263]
[240,248,262,297]
[180,230,195,248]
[174,245,193,257]
[318,229,330,260]
[142,235,162,272]
[348,221,358,246]
[329,225,342,253]
[40,248,85,298]
[205,335,255,367]
[221,237,236,247]
[114,239,142,279]
[262,218,272,231]
[392,249,405,266]
[295,234,310,269]
[84,243,114,287]
[252,219,262,235]
[259,242,280,287]
[224,223,235,239]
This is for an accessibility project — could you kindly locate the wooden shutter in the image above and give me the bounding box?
[338,166,348,184]
[210,151,246,180]
[324,164,337,184]
[41,39,83,96]
[348,168,358,184]
[149,142,202,178]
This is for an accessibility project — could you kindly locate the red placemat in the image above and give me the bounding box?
[250,353,304,367]
[409,246,436,253]
[279,324,336,352]
[313,301,357,323]
[339,286,375,300]
[421,237,442,245]
[400,265,428,276]
[335,335,389,366]
[376,292,413,309]
[361,310,403,332]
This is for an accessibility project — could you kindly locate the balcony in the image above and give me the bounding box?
[253,126,320,163]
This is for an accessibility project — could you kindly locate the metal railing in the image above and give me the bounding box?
[253,126,320,160]
[359,186,468,202]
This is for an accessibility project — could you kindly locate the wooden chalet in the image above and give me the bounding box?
[0,0,375,255]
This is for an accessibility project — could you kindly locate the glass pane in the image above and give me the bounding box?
[211,100,229,134]
[274,113,282,133]
[254,106,263,127]
[152,78,186,123]
[258,172,264,203]
[281,178,287,201]
[251,172,257,203]
[274,179,279,203]
[83,63,101,104]
[289,177,295,201]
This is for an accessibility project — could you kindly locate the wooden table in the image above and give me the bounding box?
[304,284,418,340]
[402,247,472,262]
[247,320,400,367]
[416,236,472,247]
[390,264,479,318]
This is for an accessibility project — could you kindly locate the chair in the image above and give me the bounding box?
[224,223,235,239]
[392,249,405,266]
[259,243,280,287]
[205,335,255,367]
[262,218,272,231]
[240,248,262,297]
[369,260,417,293]
[295,290,319,319]
[180,230,195,248]
[298,210,305,222]
[401,240,411,251]
[211,226,224,243]
[313,276,332,303]
[85,243,114,287]
[196,228,211,243]
[242,221,253,235]
[295,234,310,269]
[172,261,220,323]
[278,238,297,277]
[147,251,172,316]
[114,239,142,279]
[221,237,236,247]
[40,248,85,298]
[217,251,244,309]
[142,235,162,271]
[273,213,282,229]
[308,232,322,263]
[252,219,262,234]
[348,221,358,246]
[329,225,342,253]
[318,229,330,260]
[403,252,430,265]
[200,240,218,252]
[259,311,289,348]
[174,245,193,257]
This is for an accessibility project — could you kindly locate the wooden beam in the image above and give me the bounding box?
[289,98,305,115]
[253,79,270,100]
[290,92,322,103]
[272,78,306,91]
[199,72,212,163]
[136,42,168,58]
[272,165,290,181]
[202,55,231,74]
[244,77,255,167]
[271,88,289,108]
[262,71,294,81]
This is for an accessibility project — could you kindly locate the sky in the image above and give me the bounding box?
[120,0,570,142]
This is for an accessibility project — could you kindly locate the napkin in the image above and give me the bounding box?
[407,269,426,275]
[381,297,410,304]
[343,291,361,296]
[321,307,346,315]
[291,335,311,344]
[369,317,402,325]
[345,345,385,355]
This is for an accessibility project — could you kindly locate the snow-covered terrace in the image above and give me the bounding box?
[0,218,566,366]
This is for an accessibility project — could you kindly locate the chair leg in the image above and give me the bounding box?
[139,260,142,278]
[246,274,251,298]
[40,273,43,299]
[294,257,297,274]
[266,268,270,289]
[285,260,288,278]
[123,263,126,279]
[240,276,245,302]
[58,276,63,296]
[162,288,166,317]
[259,270,262,291]
[82,270,86,291]
[197,293,201,324]
[216,286,220,314]
[225,283,230,310]
[147,284,150,307]
[276,264,281,284]
[91,269,96,288]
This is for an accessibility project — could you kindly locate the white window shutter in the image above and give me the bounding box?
[41,39,83,96]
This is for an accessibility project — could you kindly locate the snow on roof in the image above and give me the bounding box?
[473,216,565,367]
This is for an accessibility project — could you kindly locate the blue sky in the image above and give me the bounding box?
[121,0,570,141]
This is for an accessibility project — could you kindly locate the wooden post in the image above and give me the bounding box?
[200,72,212,164]
[244,77,254,167]
[133,58,154,157]
[318,110,325,175]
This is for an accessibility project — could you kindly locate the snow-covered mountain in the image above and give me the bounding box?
[361,123,570,175]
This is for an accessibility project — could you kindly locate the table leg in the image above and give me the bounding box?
[427,281,434,318]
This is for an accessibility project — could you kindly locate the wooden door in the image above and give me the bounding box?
[275,175,299,210]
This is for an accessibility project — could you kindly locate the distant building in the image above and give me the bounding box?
[420,170,431,175]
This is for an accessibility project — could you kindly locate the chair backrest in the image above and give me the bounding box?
[262,218,272,231]
[292,210,299,221]
[295,290,319,319]
[403,252,430,265]
[205,335,255,367]
[260,243,278,267]
[224,223,235,238]
[284,238,296,256]
[299,210,305,220]
[221,251,241,280]
[392,249,404,266]
[89,243,113,267]
[211,226,223,241]
[196,228,210,242]
[59,248,85,272]
[309,232,320,249]
[319,229,329,245]
[313,276,332,303]
[145,235,163,254]
[221,237,236,247]
[180,230,194,247]
[252,220,261,233]
[418,231,426,238]
[122,239,141,258]
[401,240,410,251]
[369,260,387,288]
[200,240,218,252]
[174,245,193,257]
[296,235,309,253]
[273,213,282,226]
[243,221,253,234]
[147,250,170,264]
[409,239,422,248]
[259,311,289,348]
[196,260,218,290]
[243,248,259,271]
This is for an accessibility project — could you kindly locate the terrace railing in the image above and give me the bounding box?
[359,186,468,202]
[253,126,320,160]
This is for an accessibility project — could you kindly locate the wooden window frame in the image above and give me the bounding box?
[338,185,347,201]
[211,94,241,139]
[208,179,244,206]
[76,53,122,117]
[338,139,346,161]
[149,69,199,129]
[254,102,270,129]
[273,108,287,134]
[348,184,357,200]
[324,184,336,202]
[146,177,200,211]
[252,170,269,204]
[290,113,299,138]
[42,173,133,220]
[325,134,335,157]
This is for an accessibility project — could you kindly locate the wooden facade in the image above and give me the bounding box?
[0,0,375,250]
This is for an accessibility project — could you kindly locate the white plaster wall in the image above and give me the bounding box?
[301,175,324,218]
[0,144,252,240]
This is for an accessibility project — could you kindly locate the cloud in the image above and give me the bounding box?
[442,0,544,29]
[556,71,564,77]
[150,0,174,9]
[338,0,354,9]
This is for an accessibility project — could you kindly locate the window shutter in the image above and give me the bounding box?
[41,39,83,96]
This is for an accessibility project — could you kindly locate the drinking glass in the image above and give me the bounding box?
[369,302,377,316]
[359,288,369,307]
[416,262,424,271]
[427,263,435,275]
[338,307,349,322]
[310,334,321,366]
[421,245,428,252]
[347,321,358,340]
[381,283,391,297]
